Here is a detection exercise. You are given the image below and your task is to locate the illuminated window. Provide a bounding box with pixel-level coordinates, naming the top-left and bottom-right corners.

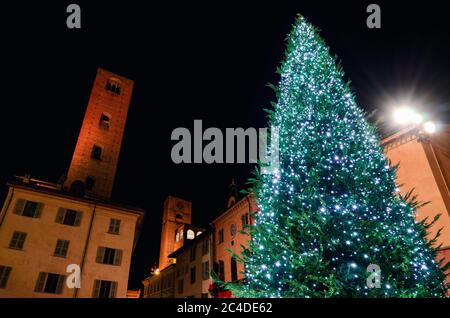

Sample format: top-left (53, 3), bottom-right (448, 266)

top-left (187, 229), bottom-right (195, 240)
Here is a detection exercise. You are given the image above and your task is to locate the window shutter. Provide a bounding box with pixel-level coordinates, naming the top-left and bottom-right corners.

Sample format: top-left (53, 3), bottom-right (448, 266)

top-left (63, 241), bottom-right (70, 256)
top-left (55, 208), bottom-right (66, 224)
top-left (56, 275), bottom-right (65, 294)
top-left (110, 282), bottom-right (118, 298)
top-left (74, 211), bottom-right (83, 226)
top-left (35, 272), bottom-right (46, 292)
top-left (34, 203), bottom-right (44, 218)
top-left (92, 280), bottom-right (101, 298)
top-left (114, 249), bottom-right (123, 266)
top-left (96, 247), bottom-right (105, 263)
top-left (13, 199), bottom-right (26, 215)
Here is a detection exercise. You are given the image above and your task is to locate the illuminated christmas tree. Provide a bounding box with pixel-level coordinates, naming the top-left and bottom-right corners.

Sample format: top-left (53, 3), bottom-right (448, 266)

top-left (227, 15), bottom-right (449, 297)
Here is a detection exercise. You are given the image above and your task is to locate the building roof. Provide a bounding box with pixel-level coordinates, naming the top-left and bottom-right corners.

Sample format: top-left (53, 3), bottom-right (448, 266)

top-left (168, 228), bottom-right (212, 258)
top-left (7, 175), bottom-right (145, 215)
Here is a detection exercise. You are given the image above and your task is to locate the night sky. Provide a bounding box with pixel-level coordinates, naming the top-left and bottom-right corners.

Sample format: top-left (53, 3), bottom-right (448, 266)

top-left (1, 1), bottom-right (449, 290)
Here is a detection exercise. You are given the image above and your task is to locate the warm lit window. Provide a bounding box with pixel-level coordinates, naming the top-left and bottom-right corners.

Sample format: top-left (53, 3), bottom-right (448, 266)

top-left (187, 229), bottom-right (195, 240)
top-left (175, 231), bottom-right (180, 242)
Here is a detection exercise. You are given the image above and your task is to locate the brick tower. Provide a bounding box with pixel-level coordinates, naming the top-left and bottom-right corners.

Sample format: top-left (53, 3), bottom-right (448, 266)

top-left (159, 196), bottom-right (192, 270)
top-left (65, 68), bottom-right (134, 200)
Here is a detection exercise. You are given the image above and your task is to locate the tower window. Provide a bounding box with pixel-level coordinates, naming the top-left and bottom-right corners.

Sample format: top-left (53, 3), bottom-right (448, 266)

top-left (187, 229), bottom-right (195, 240)
top-left (105, 78), bottom-right (121, 95)
top-left (85, 176), bottom-right (95, 191)
top-left (100, 113), bottom-right (111, 129)
top-left (91, 145), bottom-right (103, 160)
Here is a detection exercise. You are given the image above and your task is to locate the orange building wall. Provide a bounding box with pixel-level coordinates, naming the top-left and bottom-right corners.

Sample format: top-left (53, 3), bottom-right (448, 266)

top-left (0, 186), bottom-right (142, 298)
top-left (384, 133), bottom-right (450, 249)
top-left (212, 195), bottom-right (257, 283)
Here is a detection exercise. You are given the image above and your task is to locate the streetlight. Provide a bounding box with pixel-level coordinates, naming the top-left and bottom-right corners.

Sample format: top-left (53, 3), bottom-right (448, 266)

top-left (423, 121), bottom-right (436, 134)
top-left (392, 106), bottom-right (437, 135)
top-left (393, 107), bottom-right (423, 125)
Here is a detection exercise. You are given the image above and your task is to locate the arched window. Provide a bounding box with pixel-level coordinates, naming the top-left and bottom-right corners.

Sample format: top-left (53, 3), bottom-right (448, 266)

top-left (100, 113), bottom-right (111, 129)
top-left (187, 229), bottom-right (195, 240)
top-left (85, 176), bottom-right (95, 191)
top-left (196, 231), bottom-right (202, 237)
top-left (175, 213), bottom-right (183, 221)
top-left (91, 145), bottom-right (102, 160)
top-left (105, 78), bottom-right (121, 95)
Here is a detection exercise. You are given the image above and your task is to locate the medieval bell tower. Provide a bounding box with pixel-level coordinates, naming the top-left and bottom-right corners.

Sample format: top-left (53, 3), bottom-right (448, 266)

top-left (64, 68), bottom-right (134, 200)
top-left (158, 196), bottom-right (192, 270)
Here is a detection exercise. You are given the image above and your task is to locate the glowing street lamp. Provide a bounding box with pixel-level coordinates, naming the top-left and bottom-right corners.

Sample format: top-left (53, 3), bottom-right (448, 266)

top-left (423, 121), bottom-right (436, 134)
top-left (393, 107), bottom-right (423, 125)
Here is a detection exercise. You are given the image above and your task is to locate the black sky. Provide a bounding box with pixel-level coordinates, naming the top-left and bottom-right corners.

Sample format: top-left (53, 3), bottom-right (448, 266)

top-left (1, 1), bottom-right (450, 289)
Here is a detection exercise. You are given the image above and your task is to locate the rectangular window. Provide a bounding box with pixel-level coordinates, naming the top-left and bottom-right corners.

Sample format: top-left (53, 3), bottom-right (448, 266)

top-left (0, 266), bottom-right (12, 288)
top-left (218, 229), bottom-right (224, 244)
top-left (9, 231), bottom-right (27, 250)
top-left (190, 246), bottom-right (196, 262)
top-left (13, 199), bottom-right (42, 218)
top-left (91, 145), bottom-right (103, 160)
top-left (218, 260), bottom-right (225, 281)
top-left (202, 238), bottom-right (209, 255)
top-left (35, 272), bottom-right (65, 294)
top-left (96, 247), bottom-right (122, 266)
top-left (190, 267), bottom-right (196, 284)
top-left (92, 280), bottom-right (117, 298)
top-left (241, 213), bottom-right (250, 229)
top-left (177, 279), bottom-right (184, 294)
top-left (55, 208), bottom-right (82, 227)
top-left (54, 240), bottom-right (70, 257)
top-left (108, 219), bottom-right (121, 235)
top-left (202, 261), bottom-right (210, 280)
